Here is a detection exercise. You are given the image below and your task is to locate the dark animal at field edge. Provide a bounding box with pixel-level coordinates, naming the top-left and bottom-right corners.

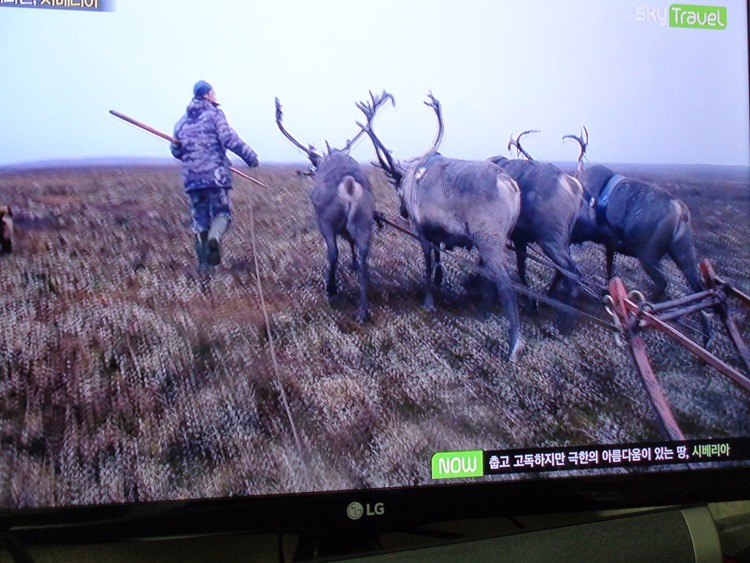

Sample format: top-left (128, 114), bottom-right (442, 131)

top-left (275, 96), bottom-right (383, 322)
top-left (488, 130), bottom-right (584, 303)
top-left (564, 129), bottom-right (711, 340)
top-left (0, 205), bottom-right (13, 254)
top-left (357, 91), bottom-right (525, 361)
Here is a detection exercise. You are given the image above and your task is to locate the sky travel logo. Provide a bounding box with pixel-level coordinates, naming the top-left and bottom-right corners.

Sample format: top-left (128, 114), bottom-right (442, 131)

top-left (636, 4), bottom-right (727, 29)
top-left (670, 4), bottom-right (727, 28)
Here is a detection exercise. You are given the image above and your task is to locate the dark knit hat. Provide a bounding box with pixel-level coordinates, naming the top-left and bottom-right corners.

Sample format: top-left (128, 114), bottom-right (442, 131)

top-left (193, 80), bottom-right (213, 98)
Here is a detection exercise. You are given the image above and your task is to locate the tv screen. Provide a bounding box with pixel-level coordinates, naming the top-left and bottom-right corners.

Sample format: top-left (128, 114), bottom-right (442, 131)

top-left (0, 0), bottom-right (748, 544)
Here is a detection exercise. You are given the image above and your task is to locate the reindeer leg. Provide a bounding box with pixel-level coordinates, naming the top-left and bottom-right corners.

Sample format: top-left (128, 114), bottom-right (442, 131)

top-left (639, 255), bottom-right (667, 301)
top-left (514, 240), bottom-right (537, 312)
top-left (606, 245), bottom-right (617, 280)
top-left (321, 228), bottom-right (339, 297)
top-left (542, 245), bottom-right (581, 303)
top-left (515, 239), bottom-right (529, 287)
top-left (540, 243), bottom-right (582, 334)
top-left (357, 244), bottom-right (370, 323)
top-left (548, 271), bottom-right (563, 297)
top-left (474, 256), bottom-right (496, 313)
top-left (421, 240), bottom-right (435, 311)
top-left (478, 244), bottom-right (525, 362)
top-left (433, 247), bottom-right (443, 289)
top-left (348, 236), bottom-right (358, 272)
top-left (669, 241), bottom-right (712, 346)
top-left (540, 243), bottom-right (580, 302)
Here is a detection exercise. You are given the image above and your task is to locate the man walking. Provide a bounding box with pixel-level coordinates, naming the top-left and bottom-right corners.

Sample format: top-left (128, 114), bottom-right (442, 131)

top-left (171, 80), bottom-right (259, 269)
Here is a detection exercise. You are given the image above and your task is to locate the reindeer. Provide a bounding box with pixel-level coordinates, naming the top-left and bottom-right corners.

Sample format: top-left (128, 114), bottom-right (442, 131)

top-left (357, 92), bottom-right (525, 361)
top-left (564, 129), bottom-right (711, 341)
top-left (489, 131), bottom-right (584, 303)
top-left (564, 130), bottom-right (707, 301)
top-left (275, 96), bottom-right (387, 322)
top-left (0, 206), bottom-right (13, 254)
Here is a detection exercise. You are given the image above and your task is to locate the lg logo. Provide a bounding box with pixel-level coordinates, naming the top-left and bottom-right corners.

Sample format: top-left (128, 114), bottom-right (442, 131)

top-left (346, 502), bottom-right (384, 520)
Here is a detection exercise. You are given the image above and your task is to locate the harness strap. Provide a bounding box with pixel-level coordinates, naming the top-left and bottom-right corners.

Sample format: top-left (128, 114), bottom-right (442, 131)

top-left (595, 173), bottom-right (626, 223)
top-left (414, 152), bottom-right (442, 182)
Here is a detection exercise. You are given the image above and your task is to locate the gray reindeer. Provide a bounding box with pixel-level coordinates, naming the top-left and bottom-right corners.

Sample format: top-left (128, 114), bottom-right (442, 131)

top-left (358, 92), bottom-right (525, 361)
top-left (275, 95), bottom-right (390, 322)
top-left (489, 130), bottom-right (584, 302)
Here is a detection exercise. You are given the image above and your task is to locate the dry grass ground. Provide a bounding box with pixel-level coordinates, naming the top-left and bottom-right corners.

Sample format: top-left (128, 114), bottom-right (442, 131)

top-left (0, 163), bottom-right (748, 508)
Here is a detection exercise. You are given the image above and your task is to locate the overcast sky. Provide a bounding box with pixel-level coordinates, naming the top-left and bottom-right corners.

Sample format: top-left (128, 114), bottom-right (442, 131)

top-left (1, 0), bottom-right (748, 167)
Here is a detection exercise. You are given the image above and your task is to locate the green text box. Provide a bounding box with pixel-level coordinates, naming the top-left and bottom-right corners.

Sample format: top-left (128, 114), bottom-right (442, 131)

top-left (432, 450), bottom-right (483, 479)
top-left (670, 4), bottom-right (727, 29)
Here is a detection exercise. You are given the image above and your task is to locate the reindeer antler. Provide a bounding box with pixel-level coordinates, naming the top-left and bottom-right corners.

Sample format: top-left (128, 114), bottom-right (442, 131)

top-left (507, 129), bottom-right (539, 161)
top-left (424, 91), bottom-right (444, 155)
top-left (563, 126), bottom-right (589, 173)
top-left (274, 97), bottom-right (322, 167)
top-left (355, 90), bottom-right (396, 123)
top-left (341, 129), bottom-right (366, 153)
top-left (342, 94), bottom-right (383, 153)
top-left (356, 90), bottom-right (401, 186)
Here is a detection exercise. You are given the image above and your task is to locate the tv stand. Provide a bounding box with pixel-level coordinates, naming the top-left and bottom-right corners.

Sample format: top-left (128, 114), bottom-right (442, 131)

top-left (292, 506), bottom-right (720, 561)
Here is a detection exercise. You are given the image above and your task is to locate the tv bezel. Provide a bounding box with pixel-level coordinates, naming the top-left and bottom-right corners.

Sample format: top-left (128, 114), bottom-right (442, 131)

top-left (2, 465), bottom-right (749, 545)
top-left (1, 0), bottom-right (749, 551)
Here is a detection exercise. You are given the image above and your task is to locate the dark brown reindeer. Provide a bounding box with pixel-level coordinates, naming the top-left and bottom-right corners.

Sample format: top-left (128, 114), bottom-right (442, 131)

top-left (357, 92), bottom-right (525, 361)
top-left (564, 130), bottom-right (711, 341)
top-left (275, 95), bottom-right (390, 322)
top-left (564, 130), bottom-right (706, 301)
top-left (0, 205), bottom-right (13, 254)
top-left (489, 131), bottom-right (584, 302)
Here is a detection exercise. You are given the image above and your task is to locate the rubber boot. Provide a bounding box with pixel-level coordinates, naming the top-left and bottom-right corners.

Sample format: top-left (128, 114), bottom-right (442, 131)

top-left (207, 215), bottom-right (230, 266)
top-left (194, 231), bottom-right (209, 271)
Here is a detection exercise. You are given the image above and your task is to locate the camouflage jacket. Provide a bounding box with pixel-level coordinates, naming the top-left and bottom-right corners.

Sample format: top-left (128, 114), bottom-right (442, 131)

top-left (171, 98), bottom-right (258, 191)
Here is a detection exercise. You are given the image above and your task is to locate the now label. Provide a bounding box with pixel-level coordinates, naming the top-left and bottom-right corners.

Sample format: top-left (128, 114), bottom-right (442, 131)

top-left (670, 4), bottom-right (727, 29)
top-left (431, 450), bottom-right (484, 479)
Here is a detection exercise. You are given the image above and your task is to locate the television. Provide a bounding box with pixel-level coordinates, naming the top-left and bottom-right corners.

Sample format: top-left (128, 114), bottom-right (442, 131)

top-left (0, 0), bottom-right (748, 557)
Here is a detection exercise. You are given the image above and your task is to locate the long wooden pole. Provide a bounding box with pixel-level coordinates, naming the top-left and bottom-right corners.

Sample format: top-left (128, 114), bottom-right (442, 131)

top-left (700, 260), bottom-right (750, 375)
top-left (608, 278), bottom-right (687, 442)
top-left (637, 306), bottom-right (750, 392)
top-left (109, 110), bottom-right (270, 189)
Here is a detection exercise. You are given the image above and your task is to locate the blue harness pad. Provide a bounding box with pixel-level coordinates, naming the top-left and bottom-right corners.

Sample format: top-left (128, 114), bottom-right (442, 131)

top-left (595, 173), bottom-right (625, 223)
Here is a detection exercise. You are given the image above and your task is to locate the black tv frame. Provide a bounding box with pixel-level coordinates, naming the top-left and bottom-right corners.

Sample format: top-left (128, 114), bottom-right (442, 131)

top-left (1, 1), bottom-right (748, 556)
top-left (2, 466), bottom-right (749, 547)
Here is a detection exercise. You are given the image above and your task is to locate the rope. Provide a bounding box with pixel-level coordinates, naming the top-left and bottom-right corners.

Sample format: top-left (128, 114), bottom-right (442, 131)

top-left (643, 295), bottom-right (714, 342)
top-left (247, 204), bottom-right (305, 458)
top-left (473, 257), bottom-right (616, 330)
top-left (666, 315), bottom-right (709, 341)
top-left (377, 214), bottom-right (616, 331)
top-left (378, 213), bottom-right (605, 301)
top-left (520, 242), bottom-right (714, 343)
top-left (518, 242), bottom-right (607, 300)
